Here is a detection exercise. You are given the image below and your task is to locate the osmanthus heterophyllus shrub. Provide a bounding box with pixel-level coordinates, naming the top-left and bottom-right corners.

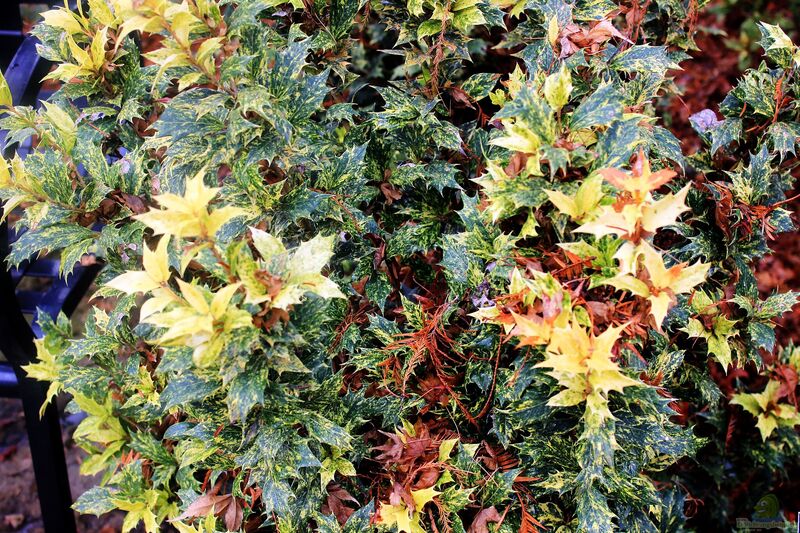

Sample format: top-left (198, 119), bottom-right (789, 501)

top-left (1, 0), bottom-right (799, 531)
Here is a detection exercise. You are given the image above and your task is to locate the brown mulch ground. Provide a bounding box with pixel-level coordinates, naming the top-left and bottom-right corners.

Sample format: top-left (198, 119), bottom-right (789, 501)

top-left (0, 397), bottom-right (124, 533)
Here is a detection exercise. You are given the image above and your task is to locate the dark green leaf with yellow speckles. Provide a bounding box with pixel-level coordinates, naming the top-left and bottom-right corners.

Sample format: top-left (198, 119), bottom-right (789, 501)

top-left (594, 117), bottom-right (643, 168)
top-left (768, 122), bottom-right (800, 161)
top-left (461, 72), bottom-right (499, 101)
top-left (611, 45), bottom-right (679, 75)
top-left (227, 363), bottom-right (268, 422)
top-left (73, 487), bottom-right (118, 516)
top-left (710, 117), bottom-right (742, 155)
top-left (570, 82), bottom-right (623, 130)
top-left (160, 375), bottom-right (219, 412)
top-left (7, 224), bottom-right (96, 270)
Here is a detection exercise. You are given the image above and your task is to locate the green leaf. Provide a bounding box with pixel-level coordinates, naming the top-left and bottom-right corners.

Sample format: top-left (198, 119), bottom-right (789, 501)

top-left (452, 5), bottom-right (486, 33)
top-left (576, 486), bottom-right (616, 533)
top-left (758, 22), bottom-right (797, 68)
top-left (683, 316), bottom-right (738, 369)
top-left (611, 45), bottom-right (679, 75)
top-left (570, 82), bottom-right (623, 130)
top-left (227, 366), bottom-right (267, 422)
top-left (729, 145), bottom-right (771, 205)
top-left (7, 224), bottom-right (96, 269)
top-left (330, 0), bottom-right (365, 39)
top-left (758, 291), bottom-right (800, 318)
top-left (73, 487), bottom-right (118, 516)
top-left (390, 161), bottom-right (460, 192)
top-left (711, 118), bottom-right (742, 155)
top-left (160, 375), bottom-right (219, 412)
top-left (408, 0), bottom-right (425, 16)
top-left (461, 72), bottom-right (499, 101)
top-left (440, 236), bottom-right (470, 286)
top-left (595, 116), bottom-right (643, 168)
top-left (768, 122), bottom-right (800, 161)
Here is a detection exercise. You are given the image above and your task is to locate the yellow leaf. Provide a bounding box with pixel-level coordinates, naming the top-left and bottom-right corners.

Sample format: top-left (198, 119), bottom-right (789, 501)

top-left (205, 205), bottom-right (248, 236)
top-left (0, 69), bottom-right (12, 108)
top-left (490, 118), bottom-right (542, 154)
top-left (195, 37), bottom-right (224, 66)
top-left (42, 62), bottom-right (82, 83)
top-left (438, 438), bottom-right (458, 462)
top-left (640, 240), bottom-right (709, 295)
top-left (40, 7), bottom-right (84, 34)
top-left (66, 34), bottom-right (92, 71)
top-left (143, 280), bottom-right (251, 368)
top-left (0, 156), bottom-right (11, 187)
top-left (290, 234), bottom-right (336, 277)
top-left (177, 279), bottom-right (211, 314)
top-left (604, 241), bottom-right (708, 329)
top-left (108, 236), bottom-right (171, 294)
top-left (177, 71), bottom-right (205, 91)
top-left (520, 210), bottom-right (539, 237)
top-left (547, 15), bottom-right (560, 47)
top-left (574, 203), bottom-right (639, 239)
top-left (598, 159), bottom-right (676, 202)
top-left (545, 173), bottom-right (603, 222)
top-left (172, 10), bottom-right (203, 44)
top-left (732, 381), bottom-right (800, 440)
top-left (179, 242), bottom-right (209, 275)
top-left (537, 321), bottom-right (637, 423)
top-left (647, 291), bottom-right (673, 328)
top-left (269, 233), bottom-right (345, 309)
top-left (210, 282), bottom-right (241, 317)
top-left (411, 487), bottom-right (440, 511)
top-left (378, 503), bottom-right (415, 533)
top-left (377, 487), bottom-right (438, 533)
top-left (107, 270), bottom-right (162, 294)
top-left (578, 153), bottom-right (690, 239)
top-left (601, 274), bottom-right (649, 297)
top-left (118, 14), bottom-right (162, 42)
top-left (42, 102), bottom-right (77, 152)
top-left (543, 63), bottom-right (572, 111)
top-left (755, 416), bottom-right (779, 441)
top-left (136, 171), bottom-right (247, 239)
top-left (90, 26), bottom-right (109, 70)
top-left (640, 184), bottom-right (691, 233)
top-left (511, 311), bottom-right (555, 347)
top-left (548, 386), bottom-right (586, 407)
top-left (89, 0), bottom-right (116, 25)
top-left (142, 236), bottom-right (171, 284)
top-left (271, 285), bottom-right (307, 310)
top-left (250, 227), bottom-right (287, 261)
top-left (23, 339), bottom-right (64, 415)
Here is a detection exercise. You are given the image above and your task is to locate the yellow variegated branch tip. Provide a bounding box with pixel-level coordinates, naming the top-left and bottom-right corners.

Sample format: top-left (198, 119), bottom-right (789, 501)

top-left (575, 151), bottom-right (691, 241)
top-left (536, 320), bottom-right (639, 425)
top-left (471, 267), bottom-right (640, 423)
top-left (135, 171), bottom-right (249, 240)
top-left (105, 217), bottom-right (345, 367)
top-left (731, 381), bottom-right (800, 441)
top-left (377, 486), bottom-right (441, 533)
top-left (603, 240), bottom-right (710, 330)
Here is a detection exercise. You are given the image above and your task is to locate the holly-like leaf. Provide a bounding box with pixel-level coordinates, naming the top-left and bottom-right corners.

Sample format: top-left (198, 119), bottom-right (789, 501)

top-left (684, 315), bottom-right (738, 370)
top-left (545, 172), bottom-right (604, 222)
top-left (731, 381), bottom-right (800, 440)
top-left (570, 82), bottom-right (623, 130)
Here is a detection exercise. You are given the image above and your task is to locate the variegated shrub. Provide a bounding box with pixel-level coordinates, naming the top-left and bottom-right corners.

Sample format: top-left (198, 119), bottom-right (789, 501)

top-left (1, 0), bottom-right (800, 531)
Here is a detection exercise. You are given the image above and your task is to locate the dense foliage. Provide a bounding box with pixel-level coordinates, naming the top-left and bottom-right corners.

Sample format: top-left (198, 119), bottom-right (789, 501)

top-left (1, 0), bottom-right (800, 531)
